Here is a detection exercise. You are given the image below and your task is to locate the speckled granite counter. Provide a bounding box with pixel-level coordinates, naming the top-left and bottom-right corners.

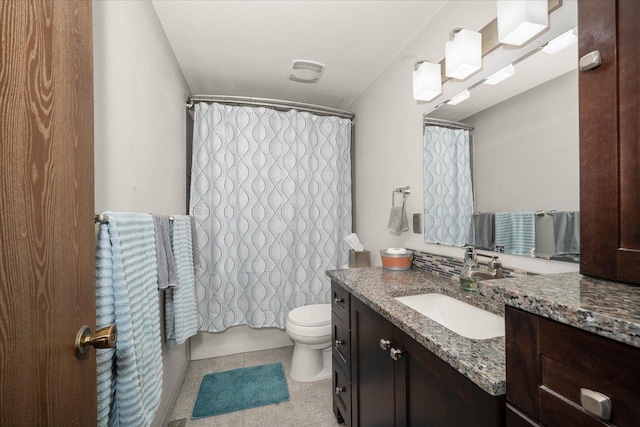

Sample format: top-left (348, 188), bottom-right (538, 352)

top-left (326, 267), bottom-right (507, 396)
top-left (327, 267), bottom-right (640, 399)
top-left (478, 272), bottom-right (640, 349)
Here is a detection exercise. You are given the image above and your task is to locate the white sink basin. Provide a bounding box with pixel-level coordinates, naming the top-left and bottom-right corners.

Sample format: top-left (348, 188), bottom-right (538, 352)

top-left (394, 293), bottom-right (504, 340)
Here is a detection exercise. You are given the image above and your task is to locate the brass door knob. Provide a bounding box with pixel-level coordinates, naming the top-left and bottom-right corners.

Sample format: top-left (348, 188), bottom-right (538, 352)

top-left (75, 325), bottom-right (117, 358)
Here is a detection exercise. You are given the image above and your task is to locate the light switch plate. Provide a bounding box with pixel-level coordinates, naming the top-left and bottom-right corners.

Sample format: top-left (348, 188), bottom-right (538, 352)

top-left (413, 213), bottom-right (421, 233)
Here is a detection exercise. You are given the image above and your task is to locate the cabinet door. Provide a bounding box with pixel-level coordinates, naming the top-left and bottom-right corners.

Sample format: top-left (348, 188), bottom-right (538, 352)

top-left (351, 297), bottom-right (395, 427)
top-left (394, 328), bottom-right (505, 427)
top-left (579, 0), bottom-right (640, 283)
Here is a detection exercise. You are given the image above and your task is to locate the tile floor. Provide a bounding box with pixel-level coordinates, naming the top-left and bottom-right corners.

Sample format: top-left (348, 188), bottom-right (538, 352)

top-left (168, 346), bottom-right (343, 426)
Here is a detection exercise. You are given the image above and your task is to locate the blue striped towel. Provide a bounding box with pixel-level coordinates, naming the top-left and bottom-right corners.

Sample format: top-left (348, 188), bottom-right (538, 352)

top-left (494, 212), bottom-right (536, 256)
top-left (95, 212), bottom-right (163, 427)
top-left (165, 215), bottom-right (198, 347)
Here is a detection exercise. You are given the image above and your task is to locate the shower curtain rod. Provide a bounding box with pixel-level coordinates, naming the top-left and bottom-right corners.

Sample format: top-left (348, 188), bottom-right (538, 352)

top-left (423, 117), bottom-right (474, 132)
top-left (187, 95), bottom-right (355, 120)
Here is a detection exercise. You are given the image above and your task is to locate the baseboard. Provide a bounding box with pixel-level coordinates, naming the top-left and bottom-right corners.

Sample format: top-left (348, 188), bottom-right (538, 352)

top-left (155, 356), bottom-right (190, 426)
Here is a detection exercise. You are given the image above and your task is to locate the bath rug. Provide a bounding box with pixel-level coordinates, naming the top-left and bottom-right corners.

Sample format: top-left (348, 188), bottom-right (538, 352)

top-left (192, 362), bottom-right (290, 419)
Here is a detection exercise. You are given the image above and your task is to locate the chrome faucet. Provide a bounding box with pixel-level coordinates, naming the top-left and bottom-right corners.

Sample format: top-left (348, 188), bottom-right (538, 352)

top-left (469, 252), bottom-right (504, 280)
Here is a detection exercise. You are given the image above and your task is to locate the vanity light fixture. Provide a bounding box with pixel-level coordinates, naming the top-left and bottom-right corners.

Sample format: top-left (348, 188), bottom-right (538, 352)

top-left (483, 64), bottom-right (515, 85)
top-left (497, 0), bottom-right (549, 46)
top-left (445, 28), bottom-right (482, 80)
top-left (446, 89), bottom-right (471, 106)
top-left (541, 28), bottom-right (578, 55)
top-left (413, 61), bottom-right (442, 101)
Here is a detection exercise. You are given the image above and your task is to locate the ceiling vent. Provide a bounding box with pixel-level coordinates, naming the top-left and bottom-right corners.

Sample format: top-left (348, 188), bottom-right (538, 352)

top-left (289, 60), bottom-right (325, 83)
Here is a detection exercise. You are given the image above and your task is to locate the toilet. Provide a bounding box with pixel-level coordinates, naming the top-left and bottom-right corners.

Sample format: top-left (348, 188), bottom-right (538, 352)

top-left (286, 303), bottom-right (332, 382)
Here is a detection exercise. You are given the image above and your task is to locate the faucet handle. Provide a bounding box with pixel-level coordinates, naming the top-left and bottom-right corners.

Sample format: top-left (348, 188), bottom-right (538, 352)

top-left (488, 256), bottom-right (502, 269)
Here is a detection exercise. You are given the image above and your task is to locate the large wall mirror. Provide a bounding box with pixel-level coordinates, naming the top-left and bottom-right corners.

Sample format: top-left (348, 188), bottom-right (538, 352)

top-left (424, 26), bottom-right (579, 262)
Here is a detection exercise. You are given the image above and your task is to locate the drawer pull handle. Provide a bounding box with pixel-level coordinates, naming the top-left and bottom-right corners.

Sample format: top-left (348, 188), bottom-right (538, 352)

top-left (335, 386), bottom-right (346, 395)
top-left (580, 388), bottom-right (612, 420)
top-left (334, 297), bottom-right (344, 304)
top-left (335, 339), bottom-right (345, 347)
top-left (379, 338), bottom-right (391, 351)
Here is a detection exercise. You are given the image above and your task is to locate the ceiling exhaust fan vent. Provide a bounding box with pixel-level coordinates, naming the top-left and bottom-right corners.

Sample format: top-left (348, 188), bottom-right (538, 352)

top-left (289, 60), bottom-right (325, 83)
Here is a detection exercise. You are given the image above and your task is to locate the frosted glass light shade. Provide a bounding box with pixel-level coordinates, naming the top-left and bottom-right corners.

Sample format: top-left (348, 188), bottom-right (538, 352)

top-left (447, 90), bottom-right (470, 105)
top-left (541, 28), bottom-right (578, 55)
top-left (445, 29), bottom-right (482, 80)
top-left (413, 61), bottom-right (442, 101)
top-left (484, 64), bottom-right (515, 85)
top-left (497, 0), bottom-right (548, 46)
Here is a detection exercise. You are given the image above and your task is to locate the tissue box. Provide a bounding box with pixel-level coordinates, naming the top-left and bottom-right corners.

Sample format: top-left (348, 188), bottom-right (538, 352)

top-left (349, 250), bottom-right (371, 268)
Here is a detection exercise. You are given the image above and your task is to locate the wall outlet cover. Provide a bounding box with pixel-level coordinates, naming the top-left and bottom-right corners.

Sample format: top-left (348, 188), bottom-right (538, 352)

top-left (413, 213), bottom-right (422, 233)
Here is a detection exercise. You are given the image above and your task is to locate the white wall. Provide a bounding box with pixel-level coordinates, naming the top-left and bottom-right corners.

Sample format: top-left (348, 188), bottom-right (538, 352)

top-left (469, 70), bottom-right (579, 213)
top-left (349, 0), bottom-right (579, 275)
top-left (93, 1), bottom-right (191, 425)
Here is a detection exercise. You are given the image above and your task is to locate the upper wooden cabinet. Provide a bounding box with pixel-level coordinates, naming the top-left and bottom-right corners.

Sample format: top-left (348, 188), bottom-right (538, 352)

top-left (579, 0), bottom-right (640, 284)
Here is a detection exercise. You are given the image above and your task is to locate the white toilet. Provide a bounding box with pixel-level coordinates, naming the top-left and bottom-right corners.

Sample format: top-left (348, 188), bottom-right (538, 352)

top-left (286, 303), bottom-right (332, 382)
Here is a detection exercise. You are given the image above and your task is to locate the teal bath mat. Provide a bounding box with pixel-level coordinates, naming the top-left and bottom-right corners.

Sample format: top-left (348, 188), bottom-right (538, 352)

top-left (192, 362), bottom-right (290, 419)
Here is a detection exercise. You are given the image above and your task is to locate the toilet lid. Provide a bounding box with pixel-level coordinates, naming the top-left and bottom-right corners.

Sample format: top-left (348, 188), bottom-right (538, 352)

top-left (288, 304), bottom-right (331, 327)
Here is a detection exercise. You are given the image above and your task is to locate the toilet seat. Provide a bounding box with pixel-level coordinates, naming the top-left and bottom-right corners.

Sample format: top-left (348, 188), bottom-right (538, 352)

top-left (287, 304), bottom-right (331, 327)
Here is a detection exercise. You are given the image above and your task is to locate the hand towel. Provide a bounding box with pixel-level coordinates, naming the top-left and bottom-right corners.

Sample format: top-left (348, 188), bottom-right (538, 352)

top-left (387, 192), bottom-right (409, 235)
top-left (551, 211), bottom-right (580, 255)
top-left (473, 213), bottom-right (495, 251)
top-left (95, 211), bottom-right (162, 427)
top-left (153, 214), bottom-right (178, 290)
top-left (495, 212), bottom-right (536, 256)
top-left (165, 215), bottom-right (199, 346)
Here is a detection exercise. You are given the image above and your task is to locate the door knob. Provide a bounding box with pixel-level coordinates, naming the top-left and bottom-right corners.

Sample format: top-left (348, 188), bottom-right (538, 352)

top-left (379, 338), bottom-right (391, 351)
top-left (75, 325), bottom-right (117, 358)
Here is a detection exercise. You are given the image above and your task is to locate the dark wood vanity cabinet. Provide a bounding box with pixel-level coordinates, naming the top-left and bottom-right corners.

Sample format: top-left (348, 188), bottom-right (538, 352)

top-left (506, 306), bottom-right (640, 427)
top-left (579, 0), bottom-right (640, 284)
top-left (331, 280), bottom-right (505, 427)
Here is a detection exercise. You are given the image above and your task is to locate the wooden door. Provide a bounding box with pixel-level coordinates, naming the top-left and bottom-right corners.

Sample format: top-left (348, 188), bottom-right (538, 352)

top-left (0, 0), bottom-right (96, 425)
top-left (351, 297), bottom-right (395, 427)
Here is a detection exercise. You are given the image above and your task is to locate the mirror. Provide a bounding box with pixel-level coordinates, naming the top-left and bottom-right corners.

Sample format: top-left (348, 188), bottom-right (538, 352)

top-left (424, 28), bottom-right (579, 262)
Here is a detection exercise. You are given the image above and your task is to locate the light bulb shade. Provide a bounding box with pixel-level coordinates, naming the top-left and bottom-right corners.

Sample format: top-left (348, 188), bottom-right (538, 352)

top-left (445, 29), bottom-right (482, 80)
top-left (541, 28), bottom-right (578, 55)
top-left (497, 0), bottom-right (548, 46)
top-left (413, 61), bottom-right (442, 101)
top-left (447, 89), bottom-right (471, 105)
top-left (484, 64), bottom-right (515, 85)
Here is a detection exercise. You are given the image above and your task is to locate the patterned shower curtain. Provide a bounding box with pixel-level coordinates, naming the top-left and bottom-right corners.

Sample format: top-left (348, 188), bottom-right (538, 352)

top-left (423, 125), bottom-right (474, 247)
top-left (190, 102), bottom-right (352, 332)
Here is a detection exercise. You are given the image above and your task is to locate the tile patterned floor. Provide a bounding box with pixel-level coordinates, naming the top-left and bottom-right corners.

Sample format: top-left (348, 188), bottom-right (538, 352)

top-left (168, 346), bottom-right (343, 426)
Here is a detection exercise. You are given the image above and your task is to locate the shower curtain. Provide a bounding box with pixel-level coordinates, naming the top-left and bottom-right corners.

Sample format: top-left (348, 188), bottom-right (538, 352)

top-left (423, 125), bottom-right (474, 247)
top-left (190, 102), bottom-right (352, 332)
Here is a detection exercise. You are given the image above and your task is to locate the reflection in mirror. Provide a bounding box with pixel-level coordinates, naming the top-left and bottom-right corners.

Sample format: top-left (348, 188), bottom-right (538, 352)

top-left (423, 28), bottom-right (579, 262)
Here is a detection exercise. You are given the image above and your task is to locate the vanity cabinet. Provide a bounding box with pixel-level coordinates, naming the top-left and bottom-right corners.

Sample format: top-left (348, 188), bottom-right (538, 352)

top-left (505, 306), bottom-right (640, 426)
top-left (579, 0), bottom-right (640, 284)
top-left (331, 280), bottom-right (505, 427)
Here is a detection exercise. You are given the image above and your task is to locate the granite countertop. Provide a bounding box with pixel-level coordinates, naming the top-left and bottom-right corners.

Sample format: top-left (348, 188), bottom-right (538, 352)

top-left (478, 272), bottom-right (640, 348)
top-left (326, 267), bottom-right (507, 396)
top-left (327, 267), bottom-right (640, 398)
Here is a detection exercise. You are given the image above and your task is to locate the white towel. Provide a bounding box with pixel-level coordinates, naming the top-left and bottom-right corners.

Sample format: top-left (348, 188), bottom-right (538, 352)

top-left (95, 211), bottom-right (162, 427)
top-left (165, 215), bottom-right (199, 346)
top-left (388, 192), bottom-right (409, 235)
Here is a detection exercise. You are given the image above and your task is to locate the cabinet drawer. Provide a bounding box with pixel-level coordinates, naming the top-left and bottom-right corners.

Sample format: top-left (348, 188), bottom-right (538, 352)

top-left (539, 386), bottom-right (608, 427)
top-left (332, 356), bottom-right (351, 426)
top-left (331, 280), bottom-right (350, 326)
top-left (539, 316), bottom-right (640, 426)
top-left (541, 356), bottom-right (639, 426)
top-left (332, 312), bottom-right (350, 373)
